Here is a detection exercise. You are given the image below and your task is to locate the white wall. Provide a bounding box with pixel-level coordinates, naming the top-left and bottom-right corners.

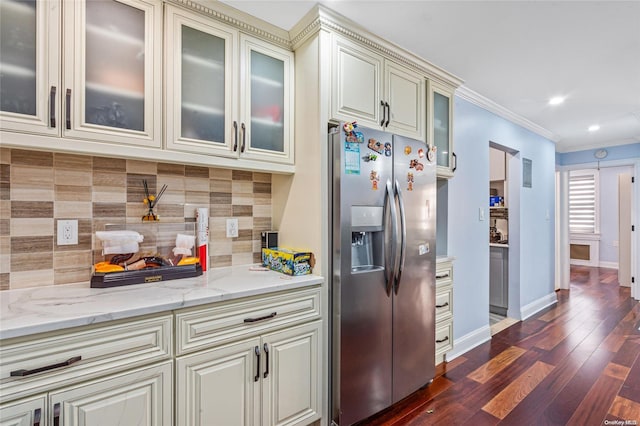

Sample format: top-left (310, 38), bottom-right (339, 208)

top-left (447, 97), bottom-right (556, 356)
top-left (599, 166), bottom-right (634, 267)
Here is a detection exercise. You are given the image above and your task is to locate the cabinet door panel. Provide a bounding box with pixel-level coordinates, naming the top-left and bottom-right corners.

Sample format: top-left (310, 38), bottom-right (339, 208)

top-left (0, 0), bottom-right (60, 136)
top-left (385, 62), bottom-right (425, 141)
top-left (0, 395), bottom-right (46, 426)
top-left (50, 361), bottom-right (171, 426)
top-left (176, 338), bottom-right (260, 426)
top-left (429, 82), bottom-right (454, 177)
top-left (262, 321), bottom-right (321, 426)
top-left (63, 0), bottom-right (162, 147)
top-left (240, 35), bottom-right (294, 164)
top-left (331, 35), bottom-right (383, 129)
top-left (164, 5), bottom-right (237, 156)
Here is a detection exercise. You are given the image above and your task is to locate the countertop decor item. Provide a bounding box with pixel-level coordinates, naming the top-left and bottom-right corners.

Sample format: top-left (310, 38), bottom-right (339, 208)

top-left (142, 179), bottom-right (168, 221)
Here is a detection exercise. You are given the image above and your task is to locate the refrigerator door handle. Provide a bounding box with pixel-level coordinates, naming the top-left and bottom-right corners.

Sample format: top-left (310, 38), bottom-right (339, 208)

top-left (384, 179), bottom-right (397, 296)
top-left (393, 179), bottom-right (407, 294)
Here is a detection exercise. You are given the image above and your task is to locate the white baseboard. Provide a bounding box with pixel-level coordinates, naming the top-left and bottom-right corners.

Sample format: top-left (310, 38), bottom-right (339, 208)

top-left (445, 325), bottom-right (491, 362)
top-left (520, 292), bottom-right (558, 321)
top-left (599, 261), bottom-right (619, 269)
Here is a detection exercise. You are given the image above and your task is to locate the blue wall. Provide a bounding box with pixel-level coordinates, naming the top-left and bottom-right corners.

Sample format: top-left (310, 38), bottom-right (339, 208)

top-left (449, 97), bottom-right (557, 340)
top-left (558, 143), bottom-right (640, 165)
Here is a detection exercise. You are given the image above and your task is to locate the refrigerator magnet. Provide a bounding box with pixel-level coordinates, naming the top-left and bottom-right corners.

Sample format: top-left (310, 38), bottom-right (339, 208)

top-left (384, 142), bottom-right (392, 156)
top-left (344, 142), bottom-right (361, 175)
top-left (409, 159), bottom-right (424, 171)
top-left (427, 145), bottom-right (436, 162)
top-left (404, 146), bottom-right (412, 155)
top-left (367, 138), bottom-right (385, 154)
top-left (418, 148), bottom-right (425, 158)
top-left (407, 172), bottom-right (414, 191)
top-left (370, 170), bottom-right (380, 190)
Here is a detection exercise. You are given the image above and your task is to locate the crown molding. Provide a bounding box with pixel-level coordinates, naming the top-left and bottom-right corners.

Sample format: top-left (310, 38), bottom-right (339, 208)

top-left (167, 0), bottom-right (291, 49)
top-left (289, 4), bottom-right (464, 89)
top-left (456, 85), bottom-right (559, 143)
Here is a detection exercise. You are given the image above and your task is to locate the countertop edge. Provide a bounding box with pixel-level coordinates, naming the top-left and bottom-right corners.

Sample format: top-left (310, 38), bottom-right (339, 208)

top-left (0, 268), bottom-right (324, 341)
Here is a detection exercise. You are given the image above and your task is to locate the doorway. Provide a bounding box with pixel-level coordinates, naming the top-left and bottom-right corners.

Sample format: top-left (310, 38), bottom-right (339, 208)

top-left (488, 142), bottom-right (520, 335)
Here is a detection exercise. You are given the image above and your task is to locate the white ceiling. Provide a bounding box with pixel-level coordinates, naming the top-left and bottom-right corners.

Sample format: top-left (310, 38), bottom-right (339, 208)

top-left (219, 0), bottom-right (640, 153)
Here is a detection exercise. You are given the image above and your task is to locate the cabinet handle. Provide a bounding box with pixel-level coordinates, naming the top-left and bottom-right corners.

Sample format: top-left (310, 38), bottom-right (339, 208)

top-left (263, 343), bottom-right (269, 379)
top-left (53, 403), bottom-right (60, 426)
top-left (233, 121), bottom-right (238, 152)
top-left (243, 311), bottom-right (277, 323)
top-left (435, 302), bottom-right (449, 309)
top-left (254, 346), bottom-right (261, 382)
top-left (10, 355), bottom-right (81, 377)
top-left (380, 100), bottom-right (386, 127)
top-left (49, 86), bottom-right (56, 128)
top-left (240, 122), bottom-right (246, 153)
top-left (33, 408), bottom-right (41, 426)
top-left (436, 272), bottom-right (450, 279)
top-left (65, 89), bottom-right (71, 130)
top-left (452, 152), bottom-right (457, 172)
top-left (385, 102), bottom-right (391, 127)
top-left (436, 336), bottom-right (450, 344)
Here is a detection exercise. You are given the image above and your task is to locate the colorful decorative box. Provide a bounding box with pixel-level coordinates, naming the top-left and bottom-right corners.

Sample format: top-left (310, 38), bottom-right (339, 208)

top-left (261, 247), bottom-right (315, 276)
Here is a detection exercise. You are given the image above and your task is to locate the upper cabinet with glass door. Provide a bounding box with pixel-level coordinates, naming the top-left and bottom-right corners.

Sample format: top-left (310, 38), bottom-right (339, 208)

top-left (164, 5), bottom-right (294, 165)
top-left (0, 0), bottom-right (60, 136)
top-left (63, 0), bottom-right (162, 147)
top-left (428, 81), bottom-right (455, 178)
top-left (238, 35), bottom-right (293, 164)
top-left (164, 4), bottom-right (237, 157)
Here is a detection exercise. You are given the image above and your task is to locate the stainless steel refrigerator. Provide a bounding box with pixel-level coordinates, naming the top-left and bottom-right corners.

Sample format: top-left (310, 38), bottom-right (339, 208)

top-left (329, 123), bottom-right (436, 426)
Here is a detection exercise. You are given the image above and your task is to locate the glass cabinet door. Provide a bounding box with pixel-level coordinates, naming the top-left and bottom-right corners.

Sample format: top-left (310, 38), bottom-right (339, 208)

top-left (164, 5), bottom-right (237, 156)
top-left (0, 0), bottom-right (60, 136)
top-left (63, 0), bottom-right (162, 147)
top-left (429, 82), bottom-right (454, 177)
top-left (240, 35), bottom-right (293, 164)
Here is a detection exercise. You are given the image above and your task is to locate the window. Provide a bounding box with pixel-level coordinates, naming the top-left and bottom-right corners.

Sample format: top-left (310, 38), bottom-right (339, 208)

top-left (569, 169), bottom-right (599, 234)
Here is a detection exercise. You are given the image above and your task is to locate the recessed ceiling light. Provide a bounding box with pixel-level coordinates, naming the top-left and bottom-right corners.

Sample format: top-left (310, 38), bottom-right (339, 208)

top-left (549, 96), bottom-right (565, 105)
top-left (588, 125), bottom-right (600, 132)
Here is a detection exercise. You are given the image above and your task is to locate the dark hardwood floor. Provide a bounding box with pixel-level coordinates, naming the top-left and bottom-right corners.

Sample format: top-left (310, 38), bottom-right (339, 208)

top-left (359, 266), bottom-right (640, 425)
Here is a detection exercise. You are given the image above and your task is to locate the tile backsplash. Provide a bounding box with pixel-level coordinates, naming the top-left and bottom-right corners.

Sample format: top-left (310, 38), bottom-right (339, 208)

top-left (0, 148), bottom-right (272, 290)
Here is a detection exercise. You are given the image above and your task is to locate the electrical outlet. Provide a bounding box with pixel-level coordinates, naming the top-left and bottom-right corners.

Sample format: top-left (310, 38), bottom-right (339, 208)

top-left (226, 218), bottom-right (239, 238)
top-left (57, 219), bottom-right (78, 245)
top-left (479, 207), bottom-right (485, 221)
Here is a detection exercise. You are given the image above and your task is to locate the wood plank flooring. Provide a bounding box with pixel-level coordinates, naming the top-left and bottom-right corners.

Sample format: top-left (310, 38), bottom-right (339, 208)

top-left (357, 266), bottom-right (640, 425)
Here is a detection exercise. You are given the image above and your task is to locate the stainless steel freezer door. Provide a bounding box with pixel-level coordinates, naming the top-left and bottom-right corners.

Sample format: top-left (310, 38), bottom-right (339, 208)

top-left (391, 134), bottom-right (436, 403)
top-left (331, 127), bottom-right (395, 426)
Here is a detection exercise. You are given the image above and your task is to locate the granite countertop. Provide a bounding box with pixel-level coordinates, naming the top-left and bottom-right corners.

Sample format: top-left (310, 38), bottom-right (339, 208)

top-left (0, 265), bottom-right (324, 340)
top-left (436, 255), bottom-right (455, 263)
top-left (489, 243), bottom-right (509, 248)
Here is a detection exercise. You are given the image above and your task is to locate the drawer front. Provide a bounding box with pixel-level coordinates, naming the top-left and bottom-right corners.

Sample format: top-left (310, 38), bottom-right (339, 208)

top-left (435, 262), bottom-right (453, 288)
top-left (176, 286), bottom-right (321, 355)
top-left (435, 321), bottom-right (453, 357)
top-left (0, 314), bottom-right (172, 403)
top-left (435, 285), bottom-right (453, 323)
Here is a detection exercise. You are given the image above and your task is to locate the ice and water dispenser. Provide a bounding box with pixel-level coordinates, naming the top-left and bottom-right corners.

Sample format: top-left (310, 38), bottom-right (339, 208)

top-left (350, 206), bottom-right (385, 273)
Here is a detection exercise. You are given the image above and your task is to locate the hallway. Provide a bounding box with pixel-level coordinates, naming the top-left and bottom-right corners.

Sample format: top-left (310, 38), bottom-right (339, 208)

top-left (360, 266), bottom-right (640, 425)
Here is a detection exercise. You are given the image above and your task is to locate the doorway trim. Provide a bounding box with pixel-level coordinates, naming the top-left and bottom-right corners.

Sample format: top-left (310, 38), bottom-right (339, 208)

top-left (557, 158), bottom-right (639, 300)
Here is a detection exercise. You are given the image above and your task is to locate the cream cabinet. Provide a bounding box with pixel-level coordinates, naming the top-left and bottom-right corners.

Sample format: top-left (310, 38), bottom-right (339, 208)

top-left (0, 0), bottom-right (60, 137)
top-left (62, 0), bottom-right (163, 147)
top-left (165, 5), bottom-right (294, 165)
top-left (0, 394), bottom-right (46, 426)
top-left (428, 81), bottom-right (455, 178)
top-left (331, 34), bottom-right (425, 141)
top-left (435, 260), bottom-right (454, 364)
top-left (175, 286), bottom-right (322, 426)
top-left (0, 314), bottom-right (173, 425)
top-left (0, 0), bottom-right (163, 147)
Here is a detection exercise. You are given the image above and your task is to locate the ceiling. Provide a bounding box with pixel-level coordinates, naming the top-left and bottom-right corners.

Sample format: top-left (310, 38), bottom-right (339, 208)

top-left (219, 0), bottom-right (640, 153)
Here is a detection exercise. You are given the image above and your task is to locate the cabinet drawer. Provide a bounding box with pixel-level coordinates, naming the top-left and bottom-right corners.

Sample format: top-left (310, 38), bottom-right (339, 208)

top-left (176, 286), bottom-right (321, 355)
top-left (435, 321), bottom-right (453, 357)
top-left (435, 263), bottom-right (453, 288)
top-left (0, 314), bottom-right (172, 403)
top-left (435, 285), bottom-right (453, 323)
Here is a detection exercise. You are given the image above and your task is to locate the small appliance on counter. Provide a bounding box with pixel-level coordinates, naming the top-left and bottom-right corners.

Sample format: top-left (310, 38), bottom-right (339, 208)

top-left (91, 222), bottom-right (203, 288)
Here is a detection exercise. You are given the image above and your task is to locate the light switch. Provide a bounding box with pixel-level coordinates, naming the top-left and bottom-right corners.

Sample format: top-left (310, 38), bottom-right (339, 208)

top-left (479, 207), bottom-right (485, 221)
